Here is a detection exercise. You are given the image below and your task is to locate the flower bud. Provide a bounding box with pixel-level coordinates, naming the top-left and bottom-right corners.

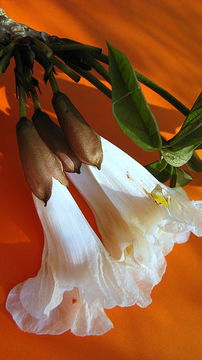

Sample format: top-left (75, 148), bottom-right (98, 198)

top-left (16, 117), bottom-right (68, 204)
top-left (52, 91), bottom-right (103, 168)
top-left (32, 109), bottom-right (81, 173)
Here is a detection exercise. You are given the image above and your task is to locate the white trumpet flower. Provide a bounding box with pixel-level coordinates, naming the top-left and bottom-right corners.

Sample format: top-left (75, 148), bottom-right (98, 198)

top-left (6, 178), bottom-right (156, 336)
top-left (69, 137), bottom-right (202, 289)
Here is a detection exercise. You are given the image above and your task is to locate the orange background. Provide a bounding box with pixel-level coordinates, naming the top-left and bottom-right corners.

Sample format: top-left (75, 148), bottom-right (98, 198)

top-left (0, 1), bottom-right (202, 359)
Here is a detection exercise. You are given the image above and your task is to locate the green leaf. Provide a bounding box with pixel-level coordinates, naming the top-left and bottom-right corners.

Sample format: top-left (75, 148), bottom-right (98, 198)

top-left (175, 168), bottom-right (192, 187)
top-left (161, 145), bottom-right (195, 167)
top-left (145, 159), bottom-right (171, 182)
top-left (187, 152), bottom-right (202, 172)
top-left (170, 167), bottom-right (192, 187)
top-left (168, 93), bottom-right (202, 149)
top-left (107, 43), bottom-right (162, 151)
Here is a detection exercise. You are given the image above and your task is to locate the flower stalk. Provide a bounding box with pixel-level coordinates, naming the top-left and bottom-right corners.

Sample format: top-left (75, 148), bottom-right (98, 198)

top-left (49, 73), bottom-right (59, 94)
top-left (19, 86), bottom-right (27, 118)
top-left (29, 85), bottom-right (41, 110)
top-left (66, 62), bottom-right (112, 98)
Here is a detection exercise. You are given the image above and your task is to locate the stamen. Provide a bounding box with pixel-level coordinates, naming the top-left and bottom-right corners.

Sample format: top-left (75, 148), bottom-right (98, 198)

top-left (151, 185), bottom-right (169, 208)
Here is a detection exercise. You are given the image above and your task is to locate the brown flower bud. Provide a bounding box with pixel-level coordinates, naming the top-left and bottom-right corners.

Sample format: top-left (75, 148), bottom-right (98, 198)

top-left (16, 117), bottom-right (68, 204)
top-left (32, 109), bottom-right (81, 173)
top-left (52, 91), bottom-right (103, 168)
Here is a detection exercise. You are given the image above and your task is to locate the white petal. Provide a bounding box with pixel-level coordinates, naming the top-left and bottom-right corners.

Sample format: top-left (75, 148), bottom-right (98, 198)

top-left (192, 201), bottom-right (202, 210)
top-left (157, 230), bottom-right (190, 255)
top-left (19, 239), bottom-right (56, 318)
top-left (154, 187), bottom-right (202, 236)
top-left (6, 284), bottom-right (113, 336)
top-left (71, 297), bottom-right (113, 336)
top-left (68, 165), bottom-right (167, 260)
top-left (7, 177), bottom-right (155, 335)
top-left (67, 177), bottom-right (165, 303)
top-left (70, 137), bottom-right (202, 241)
top-left (68, 139), bottom-right (168, 275)
top-left (33, 178), bottom-right (101, 287)
top-left (68, 138), bottom-right (201, 297)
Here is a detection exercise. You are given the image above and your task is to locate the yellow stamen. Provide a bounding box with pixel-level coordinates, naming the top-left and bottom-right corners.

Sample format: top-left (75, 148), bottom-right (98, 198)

top-left (125, 244), bottom-right (133, 255)
top-left (151, 185), bottom-right (169, 208)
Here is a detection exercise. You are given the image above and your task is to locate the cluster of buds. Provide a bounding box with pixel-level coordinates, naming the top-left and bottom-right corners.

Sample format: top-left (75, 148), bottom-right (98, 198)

top-left (17, 92), bottom-right (103, 204)
top-left (0, 9), bottom-right (105, 203)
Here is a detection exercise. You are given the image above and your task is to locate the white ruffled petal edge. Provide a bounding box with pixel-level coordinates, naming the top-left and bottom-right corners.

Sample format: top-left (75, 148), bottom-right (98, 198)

top-left (6, 178), bottom-right (163, 336)
top-left (6, 283), bottom-right (113, 336)
top-left (68, 137), bottom-right (202, 304)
